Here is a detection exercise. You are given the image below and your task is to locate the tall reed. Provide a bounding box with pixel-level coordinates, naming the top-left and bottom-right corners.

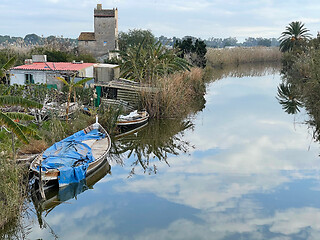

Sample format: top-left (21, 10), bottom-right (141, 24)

top-left (0, 156), bottom-right (27, 230)
top-left (206, 47), bottom-right (282, 67)
top-left (141, 67), bottom-right (206, 119)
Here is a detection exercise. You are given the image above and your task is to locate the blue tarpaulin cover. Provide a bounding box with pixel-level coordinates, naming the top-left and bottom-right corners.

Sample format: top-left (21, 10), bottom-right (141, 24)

top-left (40, 128), bottom-right (105, 186)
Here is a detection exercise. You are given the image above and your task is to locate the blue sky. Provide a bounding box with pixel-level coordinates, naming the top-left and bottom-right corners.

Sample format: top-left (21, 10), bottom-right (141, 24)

top-left (2, 0), bottom-right (320, 41)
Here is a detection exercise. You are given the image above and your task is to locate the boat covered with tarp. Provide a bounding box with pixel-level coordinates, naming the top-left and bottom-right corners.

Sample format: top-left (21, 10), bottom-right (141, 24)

top-left (30, 117), bottom-right (111, 187)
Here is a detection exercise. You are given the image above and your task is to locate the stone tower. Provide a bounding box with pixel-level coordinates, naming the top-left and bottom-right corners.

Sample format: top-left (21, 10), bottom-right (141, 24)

top-left (78, 4), bottom-right (118, 59)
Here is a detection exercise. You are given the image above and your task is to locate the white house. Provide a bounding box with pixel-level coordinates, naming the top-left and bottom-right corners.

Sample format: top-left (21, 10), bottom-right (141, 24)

top-left (10, 55), bottom-right (95, 89)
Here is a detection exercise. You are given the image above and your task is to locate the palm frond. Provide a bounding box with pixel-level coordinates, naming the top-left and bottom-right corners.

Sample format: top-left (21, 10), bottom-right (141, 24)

top-left (74, 77), bottom-right (93, 87)
top-left (2, 56), bottom-right (16, 71)
top-left (56, 77), bottom-right (69, 86)
top-left (16, 123), bottom-right (41, 140)
top-left (0, 96), bottom-right (43, 109)
top-left (5, 112), bottom-right (35, 121)
top-left (0, 111), bottom-right (28, 144)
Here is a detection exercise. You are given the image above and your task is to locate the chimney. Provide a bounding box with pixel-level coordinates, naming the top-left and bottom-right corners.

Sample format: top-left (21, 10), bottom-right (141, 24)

top-left (97, 4), bottom-right (102, 10)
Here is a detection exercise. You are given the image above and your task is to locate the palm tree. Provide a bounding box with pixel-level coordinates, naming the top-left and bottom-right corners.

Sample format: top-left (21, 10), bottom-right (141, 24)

top-left (0, 96), bottom-right (43, 144)
top-left (276, 83), bottom-right (302, 114)
top-left (279, 21), bottom-right (311, 52)
top-left (0, 56), bottom-right (16, 84)
top-left (119, 39), bottom-right (191, 85)
top-left (57, 75), bottom-right (93, 122)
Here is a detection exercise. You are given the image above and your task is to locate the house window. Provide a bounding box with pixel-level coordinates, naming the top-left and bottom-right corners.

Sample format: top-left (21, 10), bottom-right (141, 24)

top-left (25, 74), bottom-right (34, 84)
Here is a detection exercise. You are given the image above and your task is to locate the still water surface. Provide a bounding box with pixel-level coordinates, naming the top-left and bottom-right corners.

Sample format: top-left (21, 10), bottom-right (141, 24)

top-left (25, 64), bottom-right (320, 239)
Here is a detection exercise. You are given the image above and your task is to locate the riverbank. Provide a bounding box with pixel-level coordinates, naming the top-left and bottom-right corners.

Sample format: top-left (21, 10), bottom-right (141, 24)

top-left (206, 47), bottom-right (282, 67)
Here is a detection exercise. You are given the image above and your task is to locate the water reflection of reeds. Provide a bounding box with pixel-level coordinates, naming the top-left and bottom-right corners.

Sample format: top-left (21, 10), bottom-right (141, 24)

top-left (210, 62), bottom-right (281, 82)
top-left (110, 119), bottom-right (194, 177)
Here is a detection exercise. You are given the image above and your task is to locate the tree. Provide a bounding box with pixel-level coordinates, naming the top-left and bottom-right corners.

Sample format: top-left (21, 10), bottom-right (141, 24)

top-left (175, 37), bottom-right (207, 68)
top-left (0, 56), bottom-right (16, 84)
top-left (279, 21), bottom-right (311, 52)
top-left (257, 38), bottom-right (271, 47)
top-left (57, 75), bottom-right (93, 121)
top-left (118, 29), bottom-right (156, 52)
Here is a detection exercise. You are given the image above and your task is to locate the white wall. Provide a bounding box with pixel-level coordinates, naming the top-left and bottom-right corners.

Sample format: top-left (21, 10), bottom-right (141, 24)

top-left (10, 70), bottom-right (25, 85)
top-left (85, 66), bottom-right (94, 78)
top-left (10, 70), bottom-right (47, 85)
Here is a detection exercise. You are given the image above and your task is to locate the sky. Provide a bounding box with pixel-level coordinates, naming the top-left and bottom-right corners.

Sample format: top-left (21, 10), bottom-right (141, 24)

top-left (1, 0), bottom-right (320, 42)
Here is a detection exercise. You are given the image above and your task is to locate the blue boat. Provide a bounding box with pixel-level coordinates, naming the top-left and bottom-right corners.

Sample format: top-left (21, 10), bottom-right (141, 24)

top-left (30, 117), bottom-right (111, 187)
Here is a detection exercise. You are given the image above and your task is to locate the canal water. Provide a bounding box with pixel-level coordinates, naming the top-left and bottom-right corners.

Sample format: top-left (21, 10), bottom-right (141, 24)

top-left (23, 64), bottom-right (320, 239)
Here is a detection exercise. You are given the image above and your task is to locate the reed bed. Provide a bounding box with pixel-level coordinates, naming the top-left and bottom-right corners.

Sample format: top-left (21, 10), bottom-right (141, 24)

top-left (0, 156), bottom-right (26, 230)
top-left (206, 47), bottom-right (282, 67)
top-left (141, 67), bottom-right (206, 119)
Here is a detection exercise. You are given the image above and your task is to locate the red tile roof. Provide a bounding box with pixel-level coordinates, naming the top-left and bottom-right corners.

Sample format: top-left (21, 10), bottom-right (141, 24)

top-left (12, 62), bottom-right (95, 71)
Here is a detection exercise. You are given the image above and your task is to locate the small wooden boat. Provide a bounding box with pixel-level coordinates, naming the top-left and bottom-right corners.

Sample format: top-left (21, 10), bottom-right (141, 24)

top-left (117, 110), bottom-right (149, 128)
top-left (30, 116), bottom-right (111, 188)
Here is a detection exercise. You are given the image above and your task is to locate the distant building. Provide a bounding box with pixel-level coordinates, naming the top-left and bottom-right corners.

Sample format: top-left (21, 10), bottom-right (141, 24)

top-left (78, 4), bottom-right (118, 60)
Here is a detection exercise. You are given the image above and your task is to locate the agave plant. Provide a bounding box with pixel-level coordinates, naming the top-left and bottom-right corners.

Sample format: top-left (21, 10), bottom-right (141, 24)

top-left (279, 21), bottom-right (311, 52)
top-left (276, 83), bottom-right (303, 114)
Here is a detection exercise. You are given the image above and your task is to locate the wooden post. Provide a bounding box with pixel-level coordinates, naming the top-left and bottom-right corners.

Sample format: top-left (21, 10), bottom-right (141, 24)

top-left (38, 159), bottom-right (46, 200)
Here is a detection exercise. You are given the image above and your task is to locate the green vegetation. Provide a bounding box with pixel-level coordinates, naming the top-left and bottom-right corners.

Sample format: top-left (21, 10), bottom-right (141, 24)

top-left (279, 22), bottom-right (320, 141)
